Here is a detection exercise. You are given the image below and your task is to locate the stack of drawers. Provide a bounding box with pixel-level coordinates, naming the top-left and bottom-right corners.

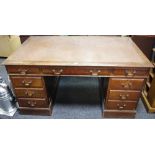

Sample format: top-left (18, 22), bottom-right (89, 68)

top-left (10, 76), bottom-right (51, 115)
top-left (104, 78), bottom-right (145, 118)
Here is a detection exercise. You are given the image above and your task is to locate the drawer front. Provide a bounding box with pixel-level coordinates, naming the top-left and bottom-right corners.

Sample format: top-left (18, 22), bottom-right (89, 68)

top-left (108, 90), bottom-right (141, 101)
top-left (109, 78), bottom-right (144, 90)
top-left (113, 69), bottom-right (148, 77)
top-left (7, 65), bottom-right (148, 77)
top-left (17, 98), bottom-right (49, 108)
top-left (105, 100), bottom-right (137, 110)
top-left (6, 66), bottom-right (40, 75)
top-left (42, 67), bottom-right (148, 77)
top-left (41, 67), bottom-right (114, 76)
top-left (14, 88), bottom-right (46, 98)
top-left (10, 77), bottom-right (44, 88)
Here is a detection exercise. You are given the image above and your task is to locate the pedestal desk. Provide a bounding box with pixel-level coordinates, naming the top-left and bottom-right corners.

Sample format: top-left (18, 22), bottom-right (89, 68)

top-left (3, 36), bottom-right (153, 118)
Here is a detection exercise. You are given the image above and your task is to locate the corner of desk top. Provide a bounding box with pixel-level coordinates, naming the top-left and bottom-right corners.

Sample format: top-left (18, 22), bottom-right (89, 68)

top-left (1, 59), bottom-right (11, 66)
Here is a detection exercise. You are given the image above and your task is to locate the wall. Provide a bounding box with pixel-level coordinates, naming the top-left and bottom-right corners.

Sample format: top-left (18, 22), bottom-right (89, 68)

top-left (0, 35), bottom-right (21, 57)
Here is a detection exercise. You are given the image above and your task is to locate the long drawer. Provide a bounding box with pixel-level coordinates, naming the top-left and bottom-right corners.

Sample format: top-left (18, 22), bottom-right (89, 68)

top-left (108, 90), bottom-right (141, 101)
top-left (105, 100), bottom-right (137, 110)
top-left (10, 77), bottom-right (44, 88)
top-left (41, 67), bottom-right (145, 76)
top-left (109, 78), bottom-right (144, 90)
top-left (6, 65), bottom-right (149, 77)
top-left (17, 98), bottom-right (49, 108)
top-left (14, 88), bottom-right (46, 98)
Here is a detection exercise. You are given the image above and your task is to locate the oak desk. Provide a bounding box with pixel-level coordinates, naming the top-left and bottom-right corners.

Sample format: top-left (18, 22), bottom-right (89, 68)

top-left (3, 36), bottom-right (153, 118)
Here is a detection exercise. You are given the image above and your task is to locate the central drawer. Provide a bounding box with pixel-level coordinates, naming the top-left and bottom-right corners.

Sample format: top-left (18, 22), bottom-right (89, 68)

top-left (41, 67), bottom-right (148, 77)
top-left (14, 88), bottom-right (46, 98)
top-left (10, 77), bottom-right (44, 88)
top-left (108, 90), bottom-right (141, 101)
top-left (41, 67), bottom-right (114, 76)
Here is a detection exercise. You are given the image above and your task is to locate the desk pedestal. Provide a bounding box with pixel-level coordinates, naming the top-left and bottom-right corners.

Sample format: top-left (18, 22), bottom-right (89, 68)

top-left (103, 77), bottom-right (145, 118)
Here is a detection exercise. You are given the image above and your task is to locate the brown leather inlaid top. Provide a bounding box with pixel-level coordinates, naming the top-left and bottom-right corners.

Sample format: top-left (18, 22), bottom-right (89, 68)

top-left (3, 36), bottom-right (153, 67)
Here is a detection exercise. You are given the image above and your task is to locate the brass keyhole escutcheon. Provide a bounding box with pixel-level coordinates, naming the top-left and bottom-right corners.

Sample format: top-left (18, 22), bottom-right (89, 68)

top-left (125, 70), bottom-right (136, 77)
top-left (22, 80), bottom-right (32, 87)
top-left (121, 81), bottom-right (132, 89)
top-left (52, 69), bottom-right (63, 75)
top-left (27, 101), bottom-right (36, 107)
top-left (117, 103), bottom-right (127, 110)
top-left (25, 91), bottom-right (34, 97)
top-left (18, 69), bottom-right (28, 75)
top-left (119, 94), bottom-right (129, 100)
top-left (90, 70), bottom-right (101, 76)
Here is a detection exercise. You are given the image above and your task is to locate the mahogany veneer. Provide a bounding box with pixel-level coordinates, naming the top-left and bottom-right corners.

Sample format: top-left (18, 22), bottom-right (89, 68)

top-left (3, 36), bottom-right (153, 118)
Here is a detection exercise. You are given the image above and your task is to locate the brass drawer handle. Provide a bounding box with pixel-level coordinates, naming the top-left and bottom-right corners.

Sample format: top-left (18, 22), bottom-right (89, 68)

top-left (117, 103), bottom-right (126, 110)
top-left (27, 101), bottom-right (36, 107)
top-left (25, 91), bottom-right (34, 97)
top-left (52, 69), bottom-right (63, 75)
top-left (119, 94), bottom-right (129, 100)
top-left (22, 80), bottom-right (32, 87)
top-left (121, 81), bottom-right (132, 89)
top-left (125, 70), bottom-right (136, 76)
top-left (18, 68), bottom-right (29, 75)
top-left (90, 70), bottom-right (101, 76)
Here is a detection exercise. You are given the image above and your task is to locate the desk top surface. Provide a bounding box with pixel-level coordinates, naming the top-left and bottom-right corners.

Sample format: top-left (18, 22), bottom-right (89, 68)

top-left (4, 36), bottom-right (153, 68)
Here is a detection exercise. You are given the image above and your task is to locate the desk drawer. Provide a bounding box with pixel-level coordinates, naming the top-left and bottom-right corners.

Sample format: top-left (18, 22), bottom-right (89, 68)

top-left (109, 78), bottom-right (144, 90)
top-left (41, 67), bottom-right (113, 76)
top-left (105, 100), bottom-right (137, 110)
top-left (42, 67), bottom-right (148, 77)
top-left (108, 90), bottom-right (141, 101)
top-left (17, 98), bottom-right (49, 108)
top-left (6, 65), bottom-right (40, 75)
top-left (113, 69), bottom-right (148, 77)
top-left (11, 77), bottom-right (44, 88)
top-left (14, 88), bottom-right (46, 98)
